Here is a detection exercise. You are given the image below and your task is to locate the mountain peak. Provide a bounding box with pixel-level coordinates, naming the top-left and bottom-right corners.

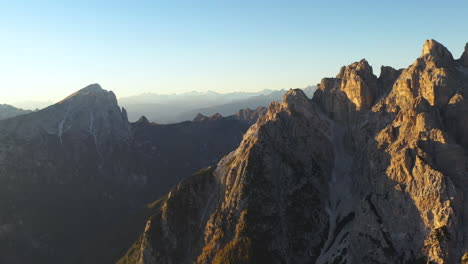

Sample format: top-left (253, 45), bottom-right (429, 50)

top-left (39, 84), bottom-right (130, 145)
top-left (210, 113), bottom-right (223, 119)
top-left (421, 39), bottom-right (454, 65)
top-left (337, 59), bottom-right (378, 110)
top-left (280, 89), bottom-right (315, 117)
top-left (336, 59), bottom-right (372, 79)
top-left (78, 83), bottom-right (103, 93)
top-left (193, 113), bottom-right (208, 122)
top-left (282, 89), bottom-right (309, 105)
top-left (59, 83), bottom-right (110, 104)
top-left (460, 42), bottom-right (468, 67)
top-left (136, 115), bottom-right (150, 124)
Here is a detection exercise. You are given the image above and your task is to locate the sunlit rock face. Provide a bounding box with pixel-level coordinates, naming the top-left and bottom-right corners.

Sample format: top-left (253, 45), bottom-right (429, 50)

top-left (386, 39), bottom-right (465, 108)
top-left (123, 40), bottom-right (468, 264)
top-left (336, 59), bottom-right (378, 110)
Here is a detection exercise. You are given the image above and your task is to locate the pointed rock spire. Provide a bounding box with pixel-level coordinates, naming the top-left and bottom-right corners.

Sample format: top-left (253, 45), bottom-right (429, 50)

top-left (421, 39), bottom-right (454, 66)
top-left (193, 113), bottom-right (208, 122)
top-left (210, 113), bottom-right (223, 120)
top-left (337, 59), bottom-right (378, 110)
top-left (136, 115), bottom-right (150, 124)
top-left (460, 43), bottom-right (468, 67)
top-left (121, 107), bottom-right (129, 122)
top-left (282, 88), bottom-right (310, 108)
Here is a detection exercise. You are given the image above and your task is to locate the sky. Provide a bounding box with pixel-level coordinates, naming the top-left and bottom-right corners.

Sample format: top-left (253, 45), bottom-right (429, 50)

top-left (1, 0), bottom-right (468, 105)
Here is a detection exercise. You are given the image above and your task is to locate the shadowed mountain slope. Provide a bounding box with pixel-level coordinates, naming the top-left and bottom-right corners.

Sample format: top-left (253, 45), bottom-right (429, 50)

top-left (120, 40), bottom-right (468, 264)
top-left (0, 104), bottom-right (31, 120)
top-left (0, 84), bottom-right (267, 264)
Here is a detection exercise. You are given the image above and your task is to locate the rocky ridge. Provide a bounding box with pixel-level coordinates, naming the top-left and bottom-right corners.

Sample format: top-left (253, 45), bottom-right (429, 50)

top-left (121, 39), bottom-right (468, 264)
top-left (0, 84), bottom-right (264, 264)
top-left (0, 104), bottom-right (31, 120)
top-left (192, 107), bottom-right (267, 124)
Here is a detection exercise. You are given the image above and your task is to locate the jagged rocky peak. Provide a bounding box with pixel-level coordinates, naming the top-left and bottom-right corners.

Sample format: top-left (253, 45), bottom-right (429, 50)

top-left (121, 86), bottom-right (334, 264)
top-left (316, 59), bottom-right (379, 111)
top-left (193, 113), bottom-right (208, 122)
top-left (0, 83), bottom-right (131, 146)
top-left (337, 59), bottom-right (378, 110)
top-left (278, 88), bottom-right (316, 117)
top-left (119, 39), bottom-right (468, 264)
top-left (421, 39), bottom-right (454, 66)
top-left (311, 59), bottom-right (380, 123)
top-left (385, 40), bottom-right (463, 108)
top-left (210, 113), bottom-right (223, 120)
top-left (460, 42), bottom-right (468, 67)
top-left (234, 106), bottom-right (268, 123)
top-left (54, 83), bottom-right (129, 128)
top-left (59, 83), bottom-right (119, 107)
top-left (282, 88), bottom-right (309, 105)
top-left (58, 84), bottom-right (130, 142)
top-left (136, 115), bottom-right (150, 124)
top-left (377, 66), bottom-right (403, 96)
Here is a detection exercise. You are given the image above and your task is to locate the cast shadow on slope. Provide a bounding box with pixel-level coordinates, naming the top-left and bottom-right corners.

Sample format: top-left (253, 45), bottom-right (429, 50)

top-left (117, 88), bottom-right (434, 263)
top-left (313, 86), bottom-right (433, 263)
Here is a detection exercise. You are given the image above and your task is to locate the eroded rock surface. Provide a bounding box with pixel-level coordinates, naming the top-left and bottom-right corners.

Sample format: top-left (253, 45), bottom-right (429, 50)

top-left (122, 40), bottom-right (468, 264)
top-left (0, 84), bottom-right (263, 264)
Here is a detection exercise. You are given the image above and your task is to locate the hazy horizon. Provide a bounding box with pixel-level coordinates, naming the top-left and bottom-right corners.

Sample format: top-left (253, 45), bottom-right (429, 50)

top-left (2, 0), bottom-right (468, 105)
top-left (5, 84), bottom-right (295, 110)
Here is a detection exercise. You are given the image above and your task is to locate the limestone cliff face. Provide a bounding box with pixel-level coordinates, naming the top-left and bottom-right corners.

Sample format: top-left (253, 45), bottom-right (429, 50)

top-left (122, 40), bottom-right (468, 264)
top-left (337, 59), bottom-right (378, 110)
top-left (312, 59), bottom-right (379, 123)
top-left (386, 39), bottom-right (465, 108)
top-left (121, 89), bottom-right (334, 264)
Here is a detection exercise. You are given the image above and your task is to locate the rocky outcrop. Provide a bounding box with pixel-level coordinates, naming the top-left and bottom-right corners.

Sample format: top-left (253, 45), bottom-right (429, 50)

top-left (377, 66), bottom-right (403, 97)
top-left (136, 115), bottom-right (150, 125)
top-left (122, 40), bottom-right (468, 264)
top-left (192, 107), bottom-right (267, 124)
top-left (120, 89), bottom-right (334, 264)
top-left (336, 59), bottom-right (378, 110)
top-left (193, 113), bottom-right (208, 122)
top-left (0, 84), bottom-right (257, 264)
top-left (422, 39), bottom-right (455, 67)
top-left (460, 43), bottom-right (468, 67)
top-left (385, 39), bottom-right (465, 108)
top-left (231, 106), bottom-right (268, 123)
top-left (312, 59), bottom-right (380, 123)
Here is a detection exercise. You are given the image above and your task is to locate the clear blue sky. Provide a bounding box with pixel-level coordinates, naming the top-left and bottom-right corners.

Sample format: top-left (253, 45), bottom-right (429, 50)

top-left (1, 0), bottom-right (467, 105)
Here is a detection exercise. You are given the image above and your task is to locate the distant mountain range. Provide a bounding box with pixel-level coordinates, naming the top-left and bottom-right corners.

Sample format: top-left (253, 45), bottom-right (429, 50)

top-left (119, 86), bottom-right (316, 123)
top-left (118, 40), bottom-right (468, 264)
top-left (1, 87), bottom-right (316, 125)
top-left (0, 104), bottom-right (31, 120)
top-left (10, 100), bottom-right (54, 111)
top-left (0, 84), bottom-right (267, 264)
top-left (3, 39), bottom-right (468, 264)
